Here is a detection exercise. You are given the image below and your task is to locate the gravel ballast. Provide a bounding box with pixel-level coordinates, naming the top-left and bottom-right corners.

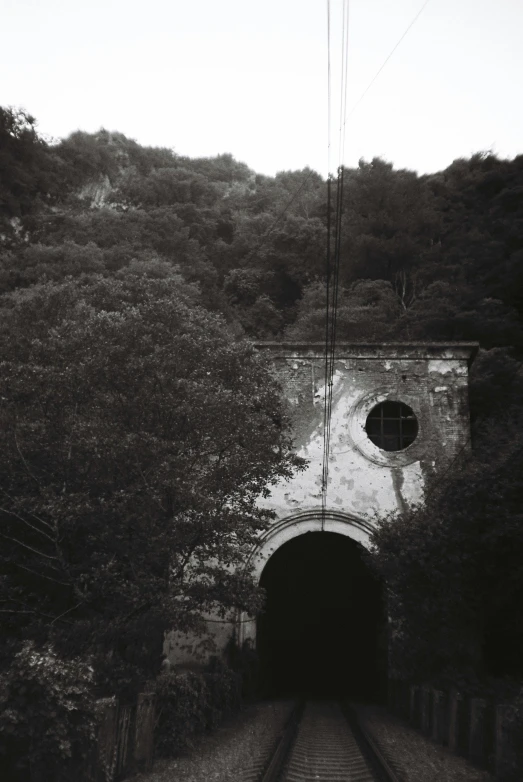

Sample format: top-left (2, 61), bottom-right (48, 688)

top-left (133, 700), bottom-right (293, 782)
top-left (355, 703), bottom-right (493, 782)
top-left (134, 699), bottom-right (494, 782)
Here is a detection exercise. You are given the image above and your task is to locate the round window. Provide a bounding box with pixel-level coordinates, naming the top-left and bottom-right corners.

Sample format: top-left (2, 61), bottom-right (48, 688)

top-left (365, 401), bottom-right (418, 452)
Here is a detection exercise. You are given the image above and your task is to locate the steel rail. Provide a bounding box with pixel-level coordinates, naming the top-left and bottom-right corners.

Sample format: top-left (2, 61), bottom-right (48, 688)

top-left (260, 701), bottom-right (304, 782)
top-left (343, 703), bottom-right (403, 782)
top-left (257, 700), bottom-right (401, 782)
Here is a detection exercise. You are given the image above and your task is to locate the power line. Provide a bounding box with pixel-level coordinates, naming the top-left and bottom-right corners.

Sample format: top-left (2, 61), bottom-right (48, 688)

top-left (320, 0), bottom-right (432, 527)
top-left (322, 0), bottom-right (349, 530)
top-left (338, 0), bottom-right (351, 167)
top-left (322, 0), bottom-right (334, 531)
top-left (343, 0), bottom-right (431, 127)
top-left (242, 0), bottom-right (430, 271)
top-left (327, 0), bottom-right (332, 178)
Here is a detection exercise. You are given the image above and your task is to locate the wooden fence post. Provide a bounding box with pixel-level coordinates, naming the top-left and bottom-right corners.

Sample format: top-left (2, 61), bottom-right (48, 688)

top-left (431, 689), bottom-right (448, 744)
top-left (420, 686), bottom-right (431, 735)
top-left (495, 703), bottom-right (519, 781)
top-left (134, 692), bottom-right (156, 773)
top-left (115, 703), bottom-right (134, 779)
top-left (468, 697), bottom-right (488, 768)
top-left (91, 697), bottom-right (118, 782)
top-left (448, 688), bottom-right (463, 754)
top-left (409, 685), bottom-right (420, 728)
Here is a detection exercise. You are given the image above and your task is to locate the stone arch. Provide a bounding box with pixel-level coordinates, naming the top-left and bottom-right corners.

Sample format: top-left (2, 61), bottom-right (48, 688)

top-left (239, 509), bottom-right (374, 644)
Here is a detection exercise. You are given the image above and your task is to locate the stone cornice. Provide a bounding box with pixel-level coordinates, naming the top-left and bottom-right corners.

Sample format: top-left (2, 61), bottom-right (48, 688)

top-left (254, 341), bottom-right (479, 365)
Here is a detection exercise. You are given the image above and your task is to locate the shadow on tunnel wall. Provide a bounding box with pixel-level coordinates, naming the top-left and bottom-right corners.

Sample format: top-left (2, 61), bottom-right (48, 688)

top-left (257, 531), bottom-right (387, 701)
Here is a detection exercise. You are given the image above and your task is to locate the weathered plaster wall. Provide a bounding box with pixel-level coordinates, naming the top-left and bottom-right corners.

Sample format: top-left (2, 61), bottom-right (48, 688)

top-left (255, 342), bottom-right (477, 526)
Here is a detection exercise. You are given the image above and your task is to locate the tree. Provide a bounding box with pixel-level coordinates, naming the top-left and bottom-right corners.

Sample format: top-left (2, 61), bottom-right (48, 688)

top-left (0, 107), bottom-right (59, 234)
top-left (393, 282), bottom-right (523, 348)
top-left (340, 158), bottom-right (439, 290)
top-left (116, 167), bottom-right (220, 208)
top-left (0, 241), bottom-right (105, 293)
top-left (369, 385), bottom-right (523, 685)
top-left (0, 273), bottom-right (301, 690)
top-left (286, 279), bottom-right (400, 342)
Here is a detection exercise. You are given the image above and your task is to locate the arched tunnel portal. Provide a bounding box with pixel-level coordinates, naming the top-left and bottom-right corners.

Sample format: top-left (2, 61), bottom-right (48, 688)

top-left (256, 531), bottom-right (386, 699)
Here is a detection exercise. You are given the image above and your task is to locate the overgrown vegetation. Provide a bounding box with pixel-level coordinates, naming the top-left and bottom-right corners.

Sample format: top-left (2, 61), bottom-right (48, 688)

top-left (0, 642), bottom-right (97, 782)
top-left (0, 272), bottom-right (301, 692)
top-left (2, 110), bottom-right (523, 352)
top-left (1, 104), bottom-right (523, 770)
top-left (369, 355), bottom-right (523, 692)
top-left (371, 417), bottom-right (523, 685)
top-left (154, 658), bottom-right (243, 757)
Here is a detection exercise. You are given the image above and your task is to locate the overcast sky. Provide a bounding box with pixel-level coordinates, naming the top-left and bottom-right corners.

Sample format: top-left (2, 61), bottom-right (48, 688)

top-left (3, 0), bottom-right (523, 177)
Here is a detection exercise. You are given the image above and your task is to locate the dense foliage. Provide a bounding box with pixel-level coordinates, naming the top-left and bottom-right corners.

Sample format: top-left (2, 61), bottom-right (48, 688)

top-left (2, 104), bottom-right (523, 695)
top-left (0, 642), bottom-right (97, 782)
top-left (2, 109), bottom-right (523, 352)
top-left (154, 658), bottom-right (242, 756)
top-left (370, 386), bottom-right (523, 685)
top-left (0, 269), bottom-right (300, 692)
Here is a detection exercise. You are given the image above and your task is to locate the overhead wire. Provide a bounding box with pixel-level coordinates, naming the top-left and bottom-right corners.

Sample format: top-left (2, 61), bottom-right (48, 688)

top-left (322, 0), bottom-right (350, 530)
top-left (321, 0), bottom-right (430, 526)
top-left (242, 0), bottom-right (431, 275)
top-left (339, 0), bottom-right (351, 167)
top-left (321, 0), bottom-right (333, 529)
top-left (343, 0), bottom-right (431, 128)
top-left (235, 0), bottom-right (434, 528)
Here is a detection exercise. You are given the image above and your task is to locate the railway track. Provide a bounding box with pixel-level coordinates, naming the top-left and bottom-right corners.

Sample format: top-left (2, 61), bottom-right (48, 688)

top-left (259, 700), bottom-right (400, 782)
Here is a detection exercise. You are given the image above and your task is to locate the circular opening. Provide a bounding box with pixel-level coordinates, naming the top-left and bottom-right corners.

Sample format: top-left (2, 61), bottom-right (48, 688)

top-left (365, 401), bottom-right (418, 452)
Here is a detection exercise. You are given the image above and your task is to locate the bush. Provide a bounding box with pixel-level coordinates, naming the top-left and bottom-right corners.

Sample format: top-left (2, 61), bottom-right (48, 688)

top-left (154, 670), bottom-right (209, 756)
top-left (154, 661), bottom-right (241, 757)
top-left (0, 641), bottom-right (97, 782)
top-left (203, 657), bottom-right (242, 729)
top-left (225, 638), bottom-right (260, 700)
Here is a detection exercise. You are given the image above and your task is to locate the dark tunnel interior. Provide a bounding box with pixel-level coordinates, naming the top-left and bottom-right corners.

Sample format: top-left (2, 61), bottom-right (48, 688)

top-left (257, 531), bottom-right (386, 700)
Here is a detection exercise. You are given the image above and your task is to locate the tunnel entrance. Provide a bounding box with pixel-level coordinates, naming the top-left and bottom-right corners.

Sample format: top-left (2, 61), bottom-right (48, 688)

top-left (257, 531), bottom-right (386, 700)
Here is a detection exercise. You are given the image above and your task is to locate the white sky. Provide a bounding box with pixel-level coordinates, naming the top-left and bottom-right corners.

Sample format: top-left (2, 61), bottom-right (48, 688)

top-left (2, 0), bottom-right (523, 177)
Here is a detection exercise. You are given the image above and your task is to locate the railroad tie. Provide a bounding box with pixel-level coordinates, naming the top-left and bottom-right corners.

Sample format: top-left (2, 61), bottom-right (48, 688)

top-left (282, 702), bottom-right (376, 782)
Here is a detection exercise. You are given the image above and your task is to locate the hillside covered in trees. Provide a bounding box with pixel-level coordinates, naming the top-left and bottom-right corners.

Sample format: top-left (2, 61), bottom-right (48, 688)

top-left (3, 106), bottom-right (523, 354)
top-left (2, 104), bottom-right (523, 702)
